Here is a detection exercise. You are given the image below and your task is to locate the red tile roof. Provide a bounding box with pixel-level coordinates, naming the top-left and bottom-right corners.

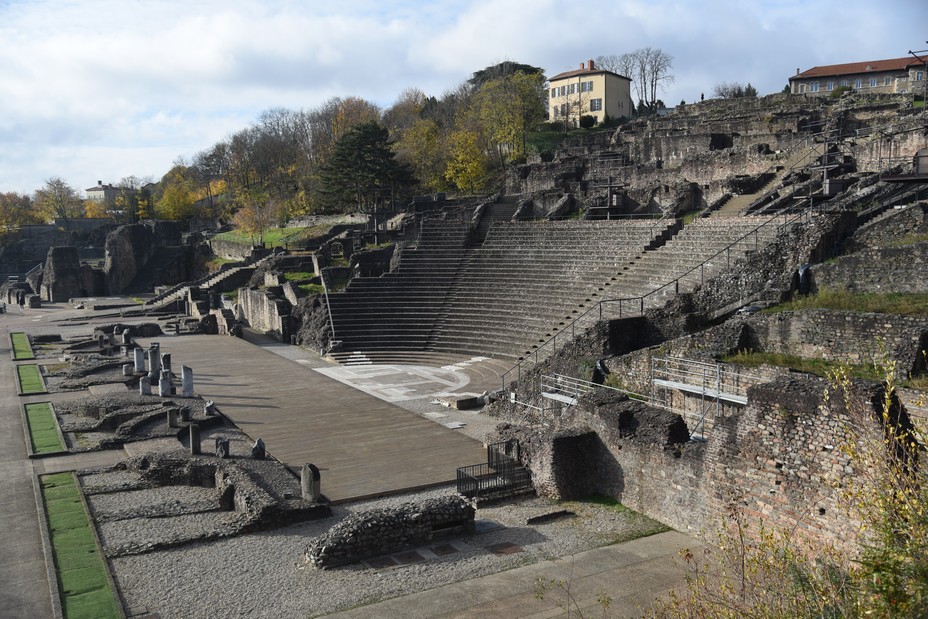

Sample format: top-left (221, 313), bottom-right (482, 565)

top-left (791, 56), bottom-right (922, 80)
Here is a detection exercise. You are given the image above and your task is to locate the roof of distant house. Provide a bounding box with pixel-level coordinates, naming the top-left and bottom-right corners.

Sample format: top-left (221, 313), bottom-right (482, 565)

top-left (549, 60), bottom-right (631, 82)
top-left (791, 56), bottom-right (923, 80)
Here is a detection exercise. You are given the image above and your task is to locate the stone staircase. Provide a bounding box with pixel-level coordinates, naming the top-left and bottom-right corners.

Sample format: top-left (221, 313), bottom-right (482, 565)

top-left (143, 262), bottom-right (258, 310)
top-left (712, 138), bottom-right (825, 219)
top-left (473, 196), bottom-right (519, 245)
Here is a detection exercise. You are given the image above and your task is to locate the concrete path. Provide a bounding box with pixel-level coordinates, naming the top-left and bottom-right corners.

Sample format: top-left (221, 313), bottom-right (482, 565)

top-left (0, 321), bottom-right (53, 618)
top-left (326, 530), bottom-right (696, 618)
top-left (144, 334), bottom-right (489, 502)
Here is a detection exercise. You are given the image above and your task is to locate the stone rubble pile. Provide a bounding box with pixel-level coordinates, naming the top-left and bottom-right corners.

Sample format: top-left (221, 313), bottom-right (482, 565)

top-left (305, 495), bottom-right (475, 569)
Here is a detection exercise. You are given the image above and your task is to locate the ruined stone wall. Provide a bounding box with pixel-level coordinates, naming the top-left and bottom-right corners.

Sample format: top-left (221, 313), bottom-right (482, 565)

top-left (505, 376), bottom-right (887, 552)
top-left (41, 246), bottom-right (85, 302)
top-left (841, 104), bottom-right (927, 172)
top-left (104, 224), bottom-right (156, 294)
top-left (747, 309), bottom-right (928, 377)
top-left (209, 239), bottom-right (255, 261)
top-left (350, 244), bottom-right (395, 278)
top-left (848, 202), bottom-right (928, 251)
top-left (238, 286), bottom-right (292, 341)
top-left (304, 495), bottom-right (475, 568)
top-left (813, 241), bottom-right (928, 294)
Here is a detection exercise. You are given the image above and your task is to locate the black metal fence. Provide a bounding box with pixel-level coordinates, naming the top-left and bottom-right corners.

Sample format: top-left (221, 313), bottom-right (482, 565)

top-left (456, 462), bottom-right (532, 499)
top-left (457, 440), bottom-right (532, 499)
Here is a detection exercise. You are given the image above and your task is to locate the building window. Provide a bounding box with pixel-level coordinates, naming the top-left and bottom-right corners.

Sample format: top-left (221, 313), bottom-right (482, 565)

top-left (568, 83), bottom-right (577, 95)
top-left (810, 82), bottom-right (820, 93)
top-left (869, 78), bottom-right (878, 87)
top-left (840, 79), bottom-right (849, 87)
top-left (918, 71), bottom-right (925, 81)
top-left (551, 89), bottom-right (556, 99)
top-left (590, 98), bottom-right (603, 112)
top-left (854, 79), bottom-right (862, 89)
top-left (560, 103), bottom-right (567, 116)
top-left (581, 80), bottom-right (594, 92)
top-left (552, 106), bottom-right (559, 118)
top-left (799, 84), bottom-right (806, 93)
top-left (826, 81), bottom-right (834, 91)
top-left (884, 77), bottom-right (891, 86)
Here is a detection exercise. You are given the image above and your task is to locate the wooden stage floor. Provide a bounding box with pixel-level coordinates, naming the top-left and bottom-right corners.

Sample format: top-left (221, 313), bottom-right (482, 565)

top-left (145, 335), bottom-right (488, 503)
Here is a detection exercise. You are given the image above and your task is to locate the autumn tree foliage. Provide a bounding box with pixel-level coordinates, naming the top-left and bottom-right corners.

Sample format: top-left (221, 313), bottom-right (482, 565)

top-left (155, 165), bottom-right (196, 221)
top-left (34, 177), bottom-right (83, 227)
top-left (0, 191), bottom-right (41, 241)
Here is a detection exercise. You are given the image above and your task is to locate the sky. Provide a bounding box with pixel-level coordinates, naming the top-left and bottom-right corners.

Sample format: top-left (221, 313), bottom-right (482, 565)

top-left (1, 0), bottom-right (926, 196)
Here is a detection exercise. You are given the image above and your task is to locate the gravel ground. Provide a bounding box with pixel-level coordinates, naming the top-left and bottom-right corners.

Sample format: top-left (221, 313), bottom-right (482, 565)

top-left (110, 488), bottom-right (667, 618)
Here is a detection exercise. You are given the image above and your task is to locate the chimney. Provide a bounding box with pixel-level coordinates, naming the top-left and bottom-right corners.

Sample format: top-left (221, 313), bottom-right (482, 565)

top-left (796, 68), bottom-right (800, 75)
top-left (588, 59), bottom-right (595, 70)
top-left (97, 180), bottom-right (102, 186)
top-left (580, 62), bottom-right (585, 70)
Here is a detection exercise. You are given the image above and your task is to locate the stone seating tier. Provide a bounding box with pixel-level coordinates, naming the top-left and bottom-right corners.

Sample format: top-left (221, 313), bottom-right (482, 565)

top-left (324, 215), bottom-right (787, 361)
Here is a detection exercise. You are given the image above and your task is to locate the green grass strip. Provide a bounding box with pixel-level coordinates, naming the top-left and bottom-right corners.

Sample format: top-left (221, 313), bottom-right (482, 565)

top-left (25, 402), bottom-right (65, 455)
top-left (17, 364), bottom-right (45, 394)
top-left (722, 350), bottom-right (884, 380)
top-left (766, 289), bottom-right (928, 317)
top-left (11, 332), bottom-right (35, 360)
top-left (40, 473), bottom-right (121, 619)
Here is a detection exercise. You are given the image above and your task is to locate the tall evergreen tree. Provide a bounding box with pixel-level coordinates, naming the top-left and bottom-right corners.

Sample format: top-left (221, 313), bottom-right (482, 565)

top-left (318, 122), bottom-right (414, 212)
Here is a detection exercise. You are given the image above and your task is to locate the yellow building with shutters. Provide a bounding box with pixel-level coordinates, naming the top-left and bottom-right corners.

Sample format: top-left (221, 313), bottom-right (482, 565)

top-left (548, 59), bottom-right (633, 127)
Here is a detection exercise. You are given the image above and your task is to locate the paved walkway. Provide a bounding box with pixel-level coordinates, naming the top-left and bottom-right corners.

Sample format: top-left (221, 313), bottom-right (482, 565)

top-left (144, 334), bottom-right (489, 502)
top-left (326, 530), bottom-right (696, 618)
top-left (0, 318), bottom-right (53, 618)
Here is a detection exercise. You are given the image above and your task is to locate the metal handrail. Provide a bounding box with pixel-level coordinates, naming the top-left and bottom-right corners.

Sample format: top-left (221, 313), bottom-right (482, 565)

top-left (500, 207), bottom-right (814, 390)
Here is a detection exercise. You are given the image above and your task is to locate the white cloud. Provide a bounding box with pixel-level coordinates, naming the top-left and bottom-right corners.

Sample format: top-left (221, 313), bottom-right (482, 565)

top-left (0, 0), bottom-right (926, 194)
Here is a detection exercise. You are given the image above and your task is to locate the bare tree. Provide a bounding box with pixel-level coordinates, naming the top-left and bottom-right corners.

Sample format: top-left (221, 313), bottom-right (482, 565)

top-left (599, 48), bottom-right (674, 113)
top-left (712, 81), bottom-right (759, 99)
top-left (595, 53), bottom-right (635, 78)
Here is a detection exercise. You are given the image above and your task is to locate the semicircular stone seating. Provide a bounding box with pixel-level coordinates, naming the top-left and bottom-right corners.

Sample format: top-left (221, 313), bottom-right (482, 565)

top-left (326, 211), bottom-right (786, 364)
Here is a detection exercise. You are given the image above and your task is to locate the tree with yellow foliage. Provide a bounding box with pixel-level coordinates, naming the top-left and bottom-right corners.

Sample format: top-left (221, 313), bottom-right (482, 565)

top-left (445, 130), bottom-right (486, 193)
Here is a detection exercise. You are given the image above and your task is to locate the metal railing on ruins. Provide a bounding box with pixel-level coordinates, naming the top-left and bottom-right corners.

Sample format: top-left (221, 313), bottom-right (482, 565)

top-left (456, 439), bottom-right (532, 500)
top-left (499, 208), bottom-right (816, 391)
top-left (650, 356), bottom-right (763, 438)
top-left (513, 362), bottom-right (761, 440)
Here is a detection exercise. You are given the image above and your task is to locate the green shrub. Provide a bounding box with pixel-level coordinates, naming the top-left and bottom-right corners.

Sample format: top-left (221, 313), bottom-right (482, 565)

top-left (579, 115), bottom-right (597, 129)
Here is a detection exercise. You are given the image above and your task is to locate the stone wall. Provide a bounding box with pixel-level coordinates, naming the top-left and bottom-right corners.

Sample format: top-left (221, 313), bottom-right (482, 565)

top-left (104, 223), bottom-right (156, 294)
top-left (502, 376), bottom-right (899, 553)
top-left (41, 246), bottom-right (86, 302)
top-left (813, 242), bottom-right (928, 294)
top-left (847, 202), bottom-right (928, 251)
top-left (238, 286), bottom-right (292, 341)
top-left (209, 239), bottom-right (256, 261)
top-left (349, 244), bottom-right (395, 278)
top-left (304, 495), bottom-right (475, 569)
top-left (746, 309), bottom-right (928, 378)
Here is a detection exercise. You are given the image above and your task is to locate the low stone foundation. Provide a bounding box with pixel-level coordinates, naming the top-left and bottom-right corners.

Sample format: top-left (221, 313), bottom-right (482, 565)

top-left (304, 495), bottom-right (475, 569)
